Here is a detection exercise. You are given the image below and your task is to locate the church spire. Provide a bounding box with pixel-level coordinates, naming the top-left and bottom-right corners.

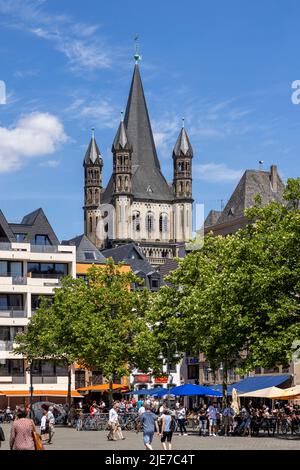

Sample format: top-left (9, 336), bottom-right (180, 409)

top-left (173, 125), bottom-right (193, 158)
top-left (83, 128), bottom-right (103, 165)
top-left (112, 112), bottom-right (131, 151)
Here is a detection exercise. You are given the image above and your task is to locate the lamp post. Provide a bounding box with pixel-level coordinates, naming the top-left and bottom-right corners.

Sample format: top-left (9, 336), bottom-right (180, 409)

top-left (26, 361), bottom-right (34, 419)
top-left (158, 341), bottom-right (180, 409)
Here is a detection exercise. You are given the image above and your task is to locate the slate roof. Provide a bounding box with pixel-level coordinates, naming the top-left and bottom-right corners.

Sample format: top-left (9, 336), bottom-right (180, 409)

top-left (0, 210), bottom-right (16, 242)
top-left (173, 127), bottom-right (193, 158)
top-left (9, 208), bottom-right (59, 245)
top-left (102, 242), bottom-right (162, 288)
top-left (65, 234), bottom-right (106, 264)
top-left (112, 120), bottom-right (131, 151)
top-left (84, 136), bottom-right (103, 165)
top-left (102, 64), bottom-right (174, 203)
top-left (205, 167), bottom-right (285, 227)
top-left (204, 210), bottom-right (222, 228)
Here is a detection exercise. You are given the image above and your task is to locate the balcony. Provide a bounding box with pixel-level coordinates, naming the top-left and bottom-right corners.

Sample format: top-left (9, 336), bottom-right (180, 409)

top-left (0, 307), bottom-right (26, 318)
top-left (30, 245), bottom-right (59, 253)
top-left (0, 273), bottom-right (27, 284)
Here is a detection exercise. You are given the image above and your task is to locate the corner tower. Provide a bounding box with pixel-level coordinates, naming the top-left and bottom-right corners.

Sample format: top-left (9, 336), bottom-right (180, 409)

top-left (83, 129), bottom-right (103, 247)
top-left (173, 120), bottom-right (193, 242)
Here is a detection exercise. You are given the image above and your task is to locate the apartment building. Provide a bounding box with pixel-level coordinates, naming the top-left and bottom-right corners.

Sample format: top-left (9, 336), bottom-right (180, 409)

top-left (0, 208), bottom-right (77, 408)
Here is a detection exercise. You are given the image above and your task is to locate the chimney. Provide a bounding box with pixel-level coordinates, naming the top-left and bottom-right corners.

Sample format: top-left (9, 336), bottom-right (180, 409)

top-left (270, 165), bottom-right (278, 192)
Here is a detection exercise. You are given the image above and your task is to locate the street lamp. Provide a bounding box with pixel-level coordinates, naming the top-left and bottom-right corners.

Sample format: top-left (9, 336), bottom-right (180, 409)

top-left (158, 341), bottom-right (180, 409)
top-left (26, 361), bottom-right (34, 420)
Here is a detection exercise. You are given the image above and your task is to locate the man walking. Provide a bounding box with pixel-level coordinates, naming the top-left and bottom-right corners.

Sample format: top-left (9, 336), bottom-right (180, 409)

top-left (140, 405), bottom-right (159, 450)
top-left (207, 402), bottom-right (218, 436)
top-left (222, 403), bottom-right (234, 436)
top-left (47, 406), bottom-right (55, 444)
top-left (107, 402), bottom-right (125, 441)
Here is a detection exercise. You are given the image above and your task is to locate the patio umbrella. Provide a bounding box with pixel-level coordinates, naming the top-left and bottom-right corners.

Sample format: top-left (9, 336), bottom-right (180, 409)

top-left (239, 386), bottom-right (284, 398)
top-left (271, 385), bottom-right (300, 400)
top-left (231, 388), bottom-right (240, 415)
top-left (165, 384), bottom-right (222, 397)
top-left (123, 388), bottom-right (151, 395)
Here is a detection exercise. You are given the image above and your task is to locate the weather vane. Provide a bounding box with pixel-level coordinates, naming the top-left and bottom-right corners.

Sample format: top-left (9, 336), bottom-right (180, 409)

top-left (134, 34), bottom-right (142, 63)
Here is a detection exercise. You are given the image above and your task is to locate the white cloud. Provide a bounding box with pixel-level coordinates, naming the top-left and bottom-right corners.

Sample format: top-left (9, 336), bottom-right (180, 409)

top-left (0, 0), bottom-right (114, 72)
top-left (0, 112), bottom-right (68, 172)
top-left (66, 98), bottom-right (118, 129)
top-left (194, 163), bottom-right (242, 182)
top-left (39, 159), bottom-right (60, 168)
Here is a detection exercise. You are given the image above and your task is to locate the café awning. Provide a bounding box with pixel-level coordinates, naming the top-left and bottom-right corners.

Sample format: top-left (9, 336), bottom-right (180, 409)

top-left (271, 385), bottom-right (300, 400)
top-left (76, 384), bottom-right (127, 392)
top-left (0, 390), bottom-right (81, 397)
top-left (239, 386), bottom-right (284, 398)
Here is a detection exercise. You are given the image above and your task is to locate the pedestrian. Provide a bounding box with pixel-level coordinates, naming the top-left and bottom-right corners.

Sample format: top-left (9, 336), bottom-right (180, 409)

top-left (40, 408), bottom-right (50, 443)
top-left (10, 408), bottom-right (35, 450)
top-left (47, 406), bottom-right (55, 444)
top-left (222, 403), bottom-right (234, 436)
top-left (176, 404), bottom-right (188, 436)
top-left (160, 409), bottom-right (174, 450)
top-left (76, 410), bottom-right (83, 431)
top-left (207, 402), bottom-right (218, 437)
top-left (140, 404), bottom-right (159, 450)
top-left (198, 407), bottom-right (208, 436)
top-left (107, 403), bottom-right (125, 441)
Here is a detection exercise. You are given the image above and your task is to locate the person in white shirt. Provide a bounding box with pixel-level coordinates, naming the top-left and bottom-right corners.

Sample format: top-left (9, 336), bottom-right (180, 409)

top-left (138, 405), bottom-right (146, 416)
top-left (107, 403), bottom-right (125, 441)
top-left (47, 407), bottom-right (55, 444)
top-left (176, 404), bottom-right (188, 436)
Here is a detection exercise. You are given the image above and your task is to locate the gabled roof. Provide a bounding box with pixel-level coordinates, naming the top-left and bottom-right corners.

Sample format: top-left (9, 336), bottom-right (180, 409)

top-left (0, 210), bottom-right (16, 242)
top-left (12, 208), bottom-right (59, 245)
top-left (84, 136), bottom-right (102, 165)
top-left (173, 127), bottom-right (193, 158)
top-left (204, 210), bottom-right (222, 228)
top-left (102, 64), bottom-right (174, 203)
top-left (102, 242), bottom-right (146, 263)
top-left (210, 167), bottom-right (285, 227)
top-left (65, 234), bottom-right (106, 264)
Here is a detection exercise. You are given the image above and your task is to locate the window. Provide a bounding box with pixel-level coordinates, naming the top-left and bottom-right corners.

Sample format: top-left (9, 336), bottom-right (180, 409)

top-left (34, 235), bottom-right (51, 245)
top-left (132, 211), bottom-right (140, 232)
top-left (28, 263), bottom-right (68, 278)
top-left (0, 261), bottom-right (22, 277)
top-left (0, 294), bottom-right (23, 310)
top-left (89, 217), bottom-right (92, 233)
top-left (92, 371), bottom-right (103, 385)
top-left (84, 251), bottom-right (96, 260)
top-left (159, 213), bottom-right (168, 233)
top-left (150, 278), bottom-right (160, 291)
top-left (0, 359), bottom-right (24, 376)
top-left (146, 212), bottom-right (154, 232)
top-left (31, 295), bottom-right (53, 311)
top-left (188, 364), bottom-right (199, 380)
top-left (0, 326), bottom-right (24, 342)
top-left (31, 360), bottom-right (67, 377)
top-left (15, 233), bottom-right (27, 242)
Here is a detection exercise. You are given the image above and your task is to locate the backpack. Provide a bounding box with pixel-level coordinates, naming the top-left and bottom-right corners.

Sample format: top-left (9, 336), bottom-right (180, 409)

top-left (170, 417), bottom-right (176, 432)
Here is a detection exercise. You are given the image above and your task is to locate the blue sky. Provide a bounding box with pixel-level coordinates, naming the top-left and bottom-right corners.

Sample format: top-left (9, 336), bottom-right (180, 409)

top-left (0, 0), bottom-right (300, 240)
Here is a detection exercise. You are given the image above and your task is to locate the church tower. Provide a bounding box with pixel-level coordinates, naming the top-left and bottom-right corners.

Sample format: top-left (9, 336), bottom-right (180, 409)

top-left (173, 120), bottom-right (193, 242)
top-left (112, 114), bottom-right (133, 241)
top-left (83, 129), bottom-right (103, 247)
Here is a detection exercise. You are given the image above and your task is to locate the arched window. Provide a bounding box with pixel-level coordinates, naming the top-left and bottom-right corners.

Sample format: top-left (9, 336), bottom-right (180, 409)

top-left (132, 211), bottom-right (140, 232)
top-left (146, 211), bottom-right (154, 232)
top-left (159, 213), bottom-right (168, 233)
top-left (178, 161), bottom-right (184, 172)
top-left (89, 217), bottom-right (93, 233)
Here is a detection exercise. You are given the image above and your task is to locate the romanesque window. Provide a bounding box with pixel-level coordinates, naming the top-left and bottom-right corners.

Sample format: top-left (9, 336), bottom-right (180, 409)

top-left (89, 217), bottom-right (92, 233)
top-left (159, 213), bottom-right (168, 233)
top-left (146, 211), bottom-right (154, 232)
top-left (132, 211), bottom-right (140, 232)
top-left (178, 161), bottom-right (184, 172)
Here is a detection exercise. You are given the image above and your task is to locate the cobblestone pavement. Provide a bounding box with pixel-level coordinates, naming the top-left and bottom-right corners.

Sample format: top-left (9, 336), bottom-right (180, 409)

top-left (1, 424), bottom-right (299, 450)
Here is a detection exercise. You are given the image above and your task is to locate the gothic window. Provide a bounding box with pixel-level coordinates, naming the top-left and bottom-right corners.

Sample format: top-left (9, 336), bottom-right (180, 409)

top-left (159, 213), bottom-right (168, 233)
top-left (146, 212), bottom-right (154, 232)
top-left (132, 211), bottom-right (140, 232)
top-left (178, 161), bottom-right (184, 172)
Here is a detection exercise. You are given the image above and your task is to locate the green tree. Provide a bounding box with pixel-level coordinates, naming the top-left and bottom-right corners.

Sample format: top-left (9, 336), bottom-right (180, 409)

top-left (148, 178), bottom-right (300, 403)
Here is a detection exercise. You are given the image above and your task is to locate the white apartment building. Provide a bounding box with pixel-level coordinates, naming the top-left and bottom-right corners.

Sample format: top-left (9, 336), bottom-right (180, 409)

top-left (0, 208), bottom-right (77, 408)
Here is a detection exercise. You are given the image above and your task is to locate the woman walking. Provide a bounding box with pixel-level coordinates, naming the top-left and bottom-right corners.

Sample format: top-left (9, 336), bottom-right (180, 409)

top-left (10, 408), bottom-right (35, 450)
top-left (160, 409), bottom-right (174, 450)
top-left (176, 404), bottom-right (188, 436)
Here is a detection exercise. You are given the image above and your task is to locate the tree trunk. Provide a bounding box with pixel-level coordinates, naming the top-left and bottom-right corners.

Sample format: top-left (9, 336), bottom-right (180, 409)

top-left (108, 376), bottom-right (113, 408)
top-left (222, 367), bottom-right (228, 408)
top-left (67, 363), bottom-right (72, 409)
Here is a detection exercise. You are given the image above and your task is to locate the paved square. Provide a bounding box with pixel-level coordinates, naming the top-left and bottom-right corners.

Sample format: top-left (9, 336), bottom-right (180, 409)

top-left (1, 424), bottom-right (299, 450)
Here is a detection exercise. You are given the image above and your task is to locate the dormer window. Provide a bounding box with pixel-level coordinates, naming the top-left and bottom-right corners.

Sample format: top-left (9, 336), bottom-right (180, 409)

top-left (228, 207), bottom-right (235, 216)
top-left (84, 252), bottom-right (96, 260)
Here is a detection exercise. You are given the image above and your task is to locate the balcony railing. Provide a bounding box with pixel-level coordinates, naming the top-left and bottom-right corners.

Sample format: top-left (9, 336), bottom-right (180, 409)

top-left (0, 242), bottom-right (11, 251)
top-left (0, 307), bottom-right (26, 318)
top-left (28, 273), bottom-right (65, 279)
top-left (0, 341), bottom-right (13, 351)
top-left (30, 245), bottom-right (59, 253)
top-left (32, 376), bottom-right (58, 384)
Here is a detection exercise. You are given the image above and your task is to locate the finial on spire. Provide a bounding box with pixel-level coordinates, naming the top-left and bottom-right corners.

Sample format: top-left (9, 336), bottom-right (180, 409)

top-left (91, 127), bottom-right (95, 139)
top-left (182, 117), bottom-right (185, 128)
top-left (134, 34), bottom-right (142, 63)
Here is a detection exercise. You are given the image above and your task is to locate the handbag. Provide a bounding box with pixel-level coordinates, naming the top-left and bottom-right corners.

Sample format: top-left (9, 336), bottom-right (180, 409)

top-left (31, 421), bottom-right (44, 451)
top-left (0, 425), bottom-right (5, 441)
